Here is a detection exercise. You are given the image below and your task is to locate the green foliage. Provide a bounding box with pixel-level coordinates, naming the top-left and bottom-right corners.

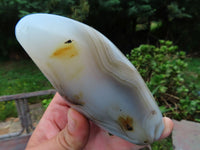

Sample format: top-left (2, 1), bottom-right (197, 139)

top-left (184, 58), bottom-right (200, 90)
top-left (86, 0), bottom-right (156, 53)
top-left (151, 136), bottom-right (173, 150)
top-left (0, 101), bottom-right (17, 121)
top-left (167, 2), bottom-right (192, 21)
top-left (180, 97), bottom-right (200, 119)
top-left (1, 0), bottom-right (200, 58)
top-left (70, 0), bottom-right (89, 21)
top-left (127, 40), bottom-right (186, 97)
top-left (86, 0), bottom-right (200, 54)
top-left (0, 60), bottom-right (52, 95)
top-left (150, 21), bottom-right (162, 32)
top-left (42, 98), bottom-right (52, 109)
top-left (0, 0), bottom-right (88, 18)
top-left (127, 40), bottom-right (200, 121)
top-left (128, 0), bottom-right (155, 17)
top-left (0, 0), bottom-right (89, 58)
top-left (0, 60), bottom-right (52, 121)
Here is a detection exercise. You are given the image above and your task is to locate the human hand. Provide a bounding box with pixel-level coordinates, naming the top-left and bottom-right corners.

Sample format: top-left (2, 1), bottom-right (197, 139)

top-left (26, 93), bottom-right (173, 150)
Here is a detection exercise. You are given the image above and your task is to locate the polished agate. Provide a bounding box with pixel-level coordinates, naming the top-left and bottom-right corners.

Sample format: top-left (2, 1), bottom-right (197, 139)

top-left (15, 14), bottom-right (164, 145)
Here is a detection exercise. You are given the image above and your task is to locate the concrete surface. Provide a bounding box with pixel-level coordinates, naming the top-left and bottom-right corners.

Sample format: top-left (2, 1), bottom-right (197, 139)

top-left (172, 120), bottom-right (200, 150)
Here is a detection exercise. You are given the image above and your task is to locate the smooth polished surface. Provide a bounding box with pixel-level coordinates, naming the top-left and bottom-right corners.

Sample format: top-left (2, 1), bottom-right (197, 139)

top-left (15, 13), bottom-right (164, 145)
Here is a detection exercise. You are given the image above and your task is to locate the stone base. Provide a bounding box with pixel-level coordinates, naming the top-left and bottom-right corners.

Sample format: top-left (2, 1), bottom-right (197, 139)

top-left (172, 120), bottom-right (200, 150)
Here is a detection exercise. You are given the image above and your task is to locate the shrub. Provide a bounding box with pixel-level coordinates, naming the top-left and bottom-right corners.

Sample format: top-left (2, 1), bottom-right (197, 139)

top-left (42, 98), bottom-right (52, 109)
top-left (0, 101), bottom-right (17, 121)
top-left (127, 40), bottom-right (200, 121)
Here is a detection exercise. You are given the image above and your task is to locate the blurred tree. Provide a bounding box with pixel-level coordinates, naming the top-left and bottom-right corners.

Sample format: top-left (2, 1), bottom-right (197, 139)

top-left (86, 0), bottom-right (156, 53)
top-left (149, 0), bottom-right (196, 53)
top-left (168, 0), bottom-right (200, 54)
top-left (0, 0), bottom-right (19, 59)
top-left (0, 0), bottom-right (200, 59)
top-left (85, 0), bottom-right (198, 54)
top-left (0, 0), bottom-right (89, 59)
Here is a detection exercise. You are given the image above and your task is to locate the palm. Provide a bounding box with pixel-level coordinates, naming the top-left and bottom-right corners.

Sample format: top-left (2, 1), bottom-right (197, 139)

top-left (27, 93), bottom-right (142, 150)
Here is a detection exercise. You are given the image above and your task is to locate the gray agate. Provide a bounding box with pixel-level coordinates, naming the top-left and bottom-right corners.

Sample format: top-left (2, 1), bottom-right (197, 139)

top-left (15, 14), bottom-right (164, 145)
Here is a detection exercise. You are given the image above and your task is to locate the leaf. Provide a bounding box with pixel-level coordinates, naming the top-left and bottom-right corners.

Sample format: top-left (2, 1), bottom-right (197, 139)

top-left (159, 106), bottom-right (170, 113)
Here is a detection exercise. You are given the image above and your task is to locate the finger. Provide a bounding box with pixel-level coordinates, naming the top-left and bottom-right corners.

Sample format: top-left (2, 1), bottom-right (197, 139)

top-left (60, 108), bottom-right (90, 149)
top-left (26, 108), bottom-right (90, 150)
top-left (159, 117), bottom-right (174, 139)
top-left (26, 93), bottom-right (70, 147)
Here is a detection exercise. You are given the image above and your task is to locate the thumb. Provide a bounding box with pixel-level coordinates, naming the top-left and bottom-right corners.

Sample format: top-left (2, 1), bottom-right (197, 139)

top-left (57, 108), bottom-right (90, 150)
top-left (27, 108), bottom-right (90, 150)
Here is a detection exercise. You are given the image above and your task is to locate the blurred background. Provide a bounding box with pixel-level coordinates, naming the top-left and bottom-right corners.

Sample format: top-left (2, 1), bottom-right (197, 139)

top-left (0, 0), bottom-right (199, 149)
top-left (1, 0), bottom-right (200, 59)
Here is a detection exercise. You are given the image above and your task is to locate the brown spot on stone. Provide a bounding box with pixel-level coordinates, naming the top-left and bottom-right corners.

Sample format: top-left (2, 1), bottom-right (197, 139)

top-left (51, 42), bottom-right (78, 59)
top-left (118, 115), bottom-right (134, 131)
top-left (73, 92), bottom-right (83, 100)
top-left (108, 132), bottom-right (113, 136)
top-left (62, 94), bottom-right (85, 106)
top-left (65, 40), bottom-right (72, 44)
top-left (144, 140), bottom-right (149, 144)
top-left (151, 110), bottom-right (157, 115)
top-left (71, 92), bottom-right (85, 106)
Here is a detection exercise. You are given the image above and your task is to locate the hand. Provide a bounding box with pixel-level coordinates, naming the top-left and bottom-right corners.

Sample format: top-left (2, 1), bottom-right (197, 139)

top-left (26, 93), bottom-right (173, 150)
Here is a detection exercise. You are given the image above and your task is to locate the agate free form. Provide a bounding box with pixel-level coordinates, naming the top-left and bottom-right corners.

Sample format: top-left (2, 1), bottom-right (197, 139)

top-left (15, 13), bottom-right (164, 145)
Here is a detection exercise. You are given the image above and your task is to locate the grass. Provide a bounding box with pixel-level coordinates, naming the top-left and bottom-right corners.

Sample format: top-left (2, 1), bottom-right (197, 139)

top-left (151, 136), bottom-right (173, 150)
top-left (0, 59), bottom-right (53, 121)
top-left (0, 59), bottom-right (52, 96)
top-left (184, 57), bottom-right (200, 89)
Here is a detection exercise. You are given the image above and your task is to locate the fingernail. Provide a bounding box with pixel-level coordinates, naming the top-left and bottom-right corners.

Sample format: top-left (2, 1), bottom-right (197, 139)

top-left (68, 109), bottom-right (77, 134)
